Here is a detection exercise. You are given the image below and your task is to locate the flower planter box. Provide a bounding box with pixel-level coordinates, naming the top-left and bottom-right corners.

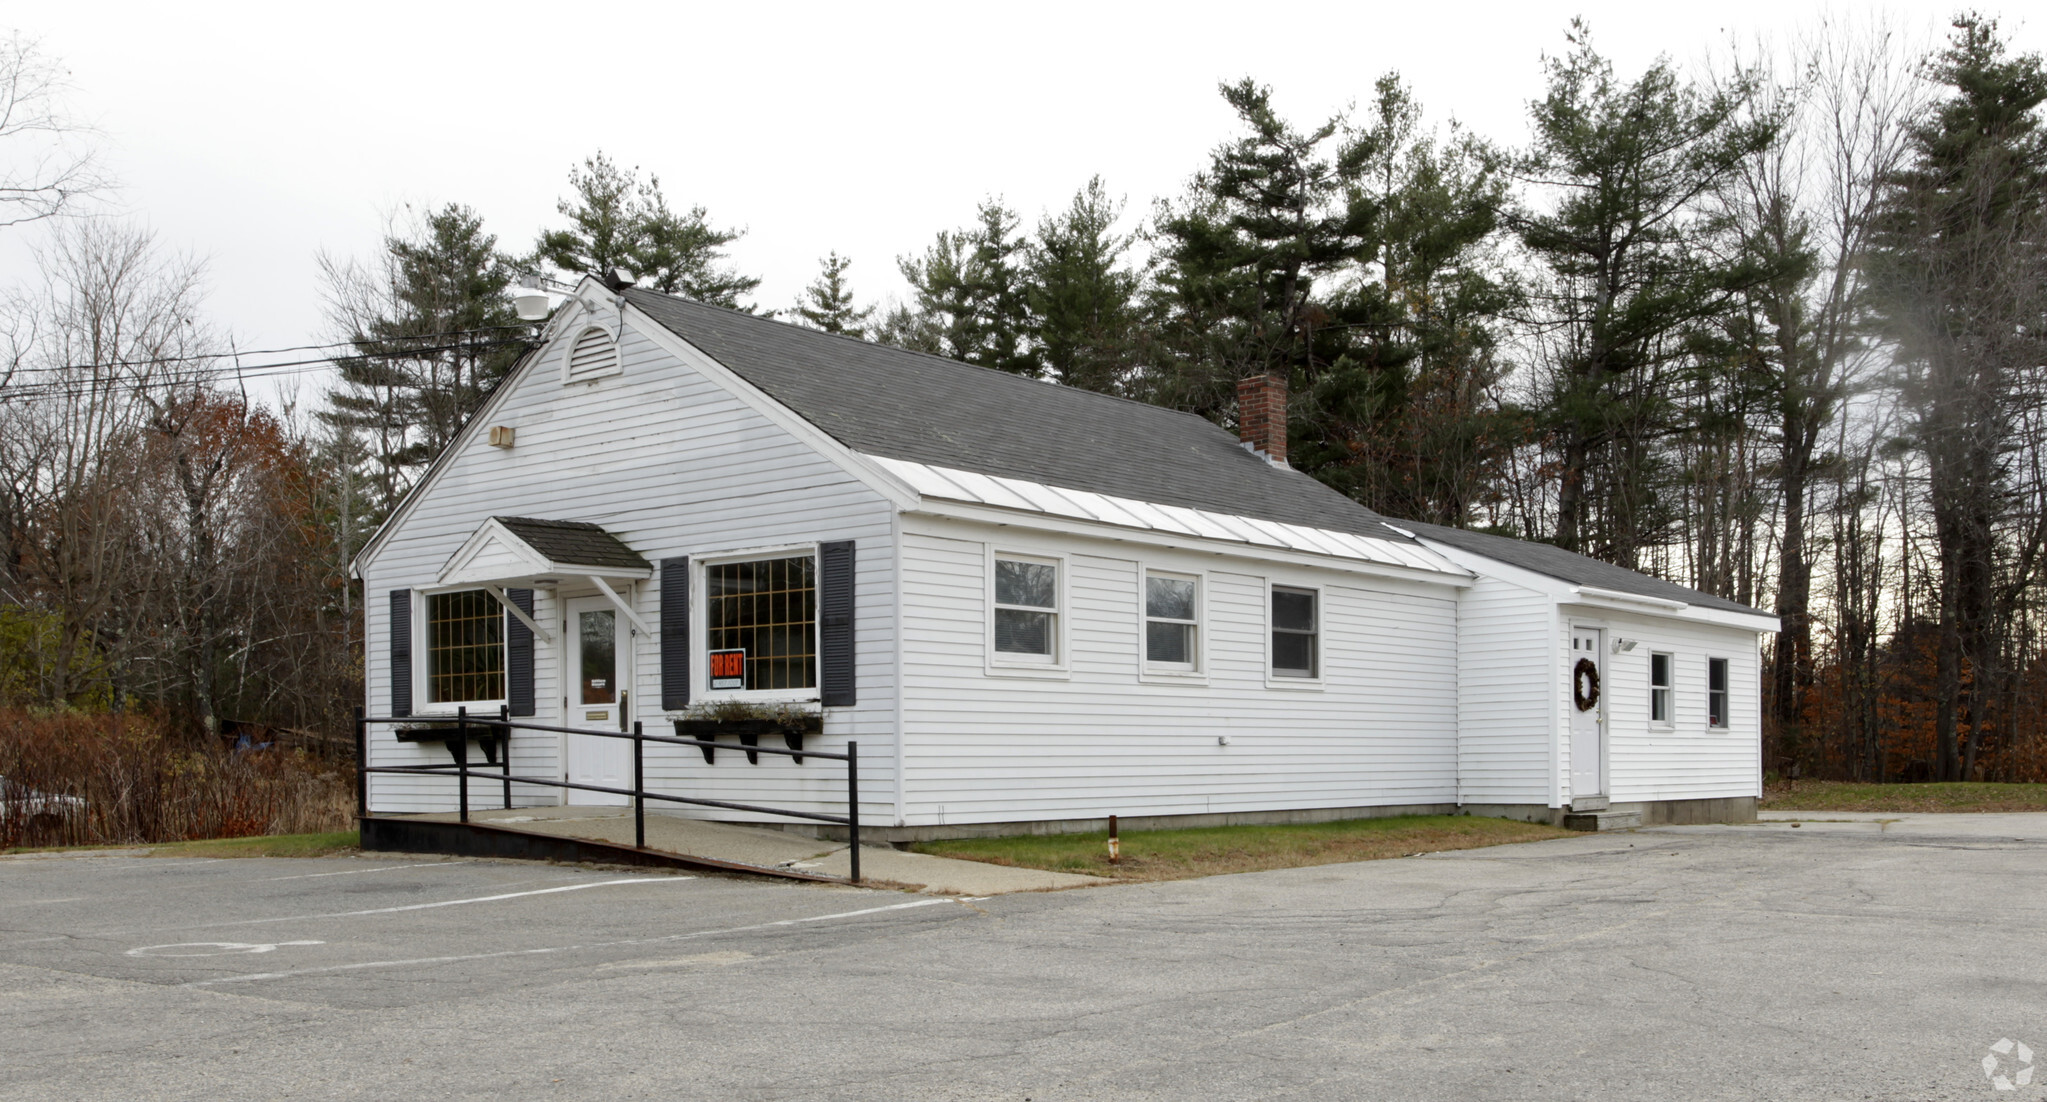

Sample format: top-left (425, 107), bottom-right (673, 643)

top-left (672, 715), bottom-right (822, 765)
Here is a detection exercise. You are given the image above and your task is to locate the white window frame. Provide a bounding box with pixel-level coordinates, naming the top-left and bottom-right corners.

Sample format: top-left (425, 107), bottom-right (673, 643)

top-left (695, 542), bottom-right (822, 705)
top-left (1138, 566), bottom-right (1206, 682)
top-left (1265, 581), bottom-right (1323, 688)
top-left (412, 584), bottom-right (510, 716)
top-left (986, 548), bottom-right (1068, 677)
top-left (1707, 656), bottom-right (1730, 730)
top-left (1649, 650), bottom-right (1675, 727)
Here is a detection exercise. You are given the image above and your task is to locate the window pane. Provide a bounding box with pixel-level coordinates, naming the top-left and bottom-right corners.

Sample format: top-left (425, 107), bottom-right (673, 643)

top-left (1651, 653), bottom-right (1672, 688)
top-left (706, 556), bottom-right (817, 691)
top-left (1147, 620), bottom-right (1193, 665)
top-left (1146, 575), bottom-right (1196, 620)
top-left (1273, 588), bottom-right (1315, 631)
top-left (1709, 658), bottom-right (1727, 692)
top-left (1273, 630), bottom-right (1315, 675)
top-left (995, 560), bottom-right (1057, 609)
top-left (427, 589), bottom-right (504, 703)
top-left (995, 608), bottom-right (1053, 655)
top-left (579, 609), bottom-right (615, 705)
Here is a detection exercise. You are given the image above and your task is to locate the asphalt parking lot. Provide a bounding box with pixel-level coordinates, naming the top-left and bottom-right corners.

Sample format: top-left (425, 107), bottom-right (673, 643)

top-left (4, 813), bottom-right (2046, 1101)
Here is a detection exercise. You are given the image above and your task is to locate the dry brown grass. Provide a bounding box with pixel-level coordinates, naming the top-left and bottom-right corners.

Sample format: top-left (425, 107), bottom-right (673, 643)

top-left (1762, 779), bottom-right (2047, 814)
top-left (0, 710), bottom-right (353, 849)
top-left (914, 814), bottom-right (1574, 882)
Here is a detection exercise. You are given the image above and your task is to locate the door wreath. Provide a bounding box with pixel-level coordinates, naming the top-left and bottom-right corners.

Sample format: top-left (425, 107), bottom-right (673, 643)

top-left (1573, 658), bottom-right (1601, 712)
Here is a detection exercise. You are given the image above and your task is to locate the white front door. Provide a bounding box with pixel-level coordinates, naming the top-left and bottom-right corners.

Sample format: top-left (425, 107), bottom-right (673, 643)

top-left (565, 596), bottom-right (631, 806)
top-left (1569, 626), bottom-right (1605, 803)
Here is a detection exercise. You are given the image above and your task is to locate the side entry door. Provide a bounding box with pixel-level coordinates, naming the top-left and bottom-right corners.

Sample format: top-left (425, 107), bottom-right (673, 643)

top-left (1569, 626), bottom-right (1605, 804)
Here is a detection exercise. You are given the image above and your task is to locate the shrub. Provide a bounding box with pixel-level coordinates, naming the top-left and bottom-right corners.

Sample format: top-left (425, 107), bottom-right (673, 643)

top-left (0, 710), bottom-right (351, 849)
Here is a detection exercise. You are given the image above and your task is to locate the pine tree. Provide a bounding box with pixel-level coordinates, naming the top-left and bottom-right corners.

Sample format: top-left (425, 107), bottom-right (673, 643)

top-left (888, 199), bottom-right (1039, 376)
top-left (792, 252), bottom-right (872, 337)
top-left (1028, 177), bottom-right (1140, 395)
top-left (1303, 75), bottom-right (1520, 525)
top-left (533, 152), bottom-right (760, 309)
top-left (1508, 22), bottom-right (1782, 563)
top-left (1866, 16), bottom-right (2047, 780)
top-left (320, 203), bottom-right (522, 514)
top-left (1146, 79), bottom-right (1377, 421)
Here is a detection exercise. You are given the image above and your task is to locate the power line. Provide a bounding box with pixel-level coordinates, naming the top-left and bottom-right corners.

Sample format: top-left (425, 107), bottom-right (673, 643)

top-left (1, 324), bottom-right (539, 377)
top-left (0, 337), bottom-right (534, 402)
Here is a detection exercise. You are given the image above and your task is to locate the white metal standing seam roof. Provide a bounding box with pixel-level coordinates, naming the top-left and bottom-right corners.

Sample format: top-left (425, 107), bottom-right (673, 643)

top-left (869, 456), bottom-right (1469, 578)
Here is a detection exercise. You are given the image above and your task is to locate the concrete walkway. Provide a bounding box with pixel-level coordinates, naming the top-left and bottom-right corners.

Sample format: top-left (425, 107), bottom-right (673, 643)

top-left (409, 806), bottom-right (1112, 896)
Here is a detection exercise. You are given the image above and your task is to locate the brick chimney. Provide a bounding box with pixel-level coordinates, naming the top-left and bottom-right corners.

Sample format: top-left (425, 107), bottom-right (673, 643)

top-left (1237, 373), bottom-right (1288, 464)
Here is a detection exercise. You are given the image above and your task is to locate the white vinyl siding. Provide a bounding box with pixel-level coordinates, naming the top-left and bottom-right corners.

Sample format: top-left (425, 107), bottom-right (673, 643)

top-left (1452, 574), bottom-right (1557, 806)
top-left (361, 309), bottom-right (897, 819)
top-left (898, 515), bottom-right (1460, 827)
top-left (1594, 613), bottom-right (1763, 804)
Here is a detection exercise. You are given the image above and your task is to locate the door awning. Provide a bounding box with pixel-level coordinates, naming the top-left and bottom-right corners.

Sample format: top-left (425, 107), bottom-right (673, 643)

top-left (437, 516), bottom-right (653, 589)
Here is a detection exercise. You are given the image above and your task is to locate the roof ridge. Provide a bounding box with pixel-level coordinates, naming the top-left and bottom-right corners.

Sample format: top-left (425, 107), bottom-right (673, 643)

top-left (622, 287), bottom-right (1229, 431)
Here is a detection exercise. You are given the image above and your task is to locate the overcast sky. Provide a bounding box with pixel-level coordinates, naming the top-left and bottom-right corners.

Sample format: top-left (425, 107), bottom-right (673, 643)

top-left (2, 0), bottom-right (2036, 400)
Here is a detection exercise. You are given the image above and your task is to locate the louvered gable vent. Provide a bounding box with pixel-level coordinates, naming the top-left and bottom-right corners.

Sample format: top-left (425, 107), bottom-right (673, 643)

top-left (563, 326), bottom-right (621, 383)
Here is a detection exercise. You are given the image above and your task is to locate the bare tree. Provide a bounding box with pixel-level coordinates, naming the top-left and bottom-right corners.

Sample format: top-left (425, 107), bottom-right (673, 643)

top-left (0, 34), bottom-right (109, 229)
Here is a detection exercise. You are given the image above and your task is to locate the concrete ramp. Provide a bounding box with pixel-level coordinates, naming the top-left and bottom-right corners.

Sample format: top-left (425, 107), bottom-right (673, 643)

top-left (363, 807), bottom-right (1111, 895)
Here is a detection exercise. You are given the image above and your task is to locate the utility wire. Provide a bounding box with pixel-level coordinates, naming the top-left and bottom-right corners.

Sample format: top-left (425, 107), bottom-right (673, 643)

top-left (1, 324), bottom-right (539, 377)
top-left (0, 337), bottom-right (534, 402)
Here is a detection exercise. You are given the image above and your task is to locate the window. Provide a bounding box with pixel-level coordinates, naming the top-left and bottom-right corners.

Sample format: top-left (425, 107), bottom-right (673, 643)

top-left (993, 556), bottom-right (1059, 663)
top-left (1271, 586), bottom-right (1318, 678)
top-left (426, 589), bottom-right (504, 704)
top-left (1650, 651), bottom-right (1674, 724)
top-left (1708, 657), bottom-right (1729, 729)
top-left (1145, 572), bottom-right (1199, 671)
top-left (706, 555), bottom-right (816, 691)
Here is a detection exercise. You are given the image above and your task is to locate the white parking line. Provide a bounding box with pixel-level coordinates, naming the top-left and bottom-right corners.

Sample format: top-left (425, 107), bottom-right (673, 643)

top-left (189, 896), bottom-right (968, 987)
top-left (93, 876), bottom-right (696, 939)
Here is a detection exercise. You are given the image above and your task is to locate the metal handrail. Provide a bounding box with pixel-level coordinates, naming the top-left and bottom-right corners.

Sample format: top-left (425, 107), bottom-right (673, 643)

top-left (354, 707), bottom-right (861, 882)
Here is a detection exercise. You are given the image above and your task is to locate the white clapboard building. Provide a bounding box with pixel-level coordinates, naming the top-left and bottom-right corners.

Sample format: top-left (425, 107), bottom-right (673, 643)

top-left (352, 274), bottom-right (1778, 836)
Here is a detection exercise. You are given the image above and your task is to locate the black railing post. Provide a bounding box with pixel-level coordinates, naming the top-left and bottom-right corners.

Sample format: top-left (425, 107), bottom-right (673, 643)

top-left (633, 720), bottom-right (645, 850)
top-left (354, 706), bottom-right (367, 819)
top-left (456, 706), bottom-right (470, 823)
top-left (500, 704), bottom-right (513, 810)
top-left (847, 740), bottom-right (860, 883)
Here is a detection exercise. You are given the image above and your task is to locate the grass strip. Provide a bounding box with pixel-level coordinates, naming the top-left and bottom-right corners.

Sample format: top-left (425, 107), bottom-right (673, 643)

top-left (1762, 781), bottom-right (2047, 814)
top-left (913, 814), bottom-right (1572, 882)
top-left (4, 830), bottom-right (360, 859)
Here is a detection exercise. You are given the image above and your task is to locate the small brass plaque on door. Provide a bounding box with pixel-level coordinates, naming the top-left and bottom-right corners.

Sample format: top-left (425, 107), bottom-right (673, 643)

top-left (585, 710), bottom-right (607, 722)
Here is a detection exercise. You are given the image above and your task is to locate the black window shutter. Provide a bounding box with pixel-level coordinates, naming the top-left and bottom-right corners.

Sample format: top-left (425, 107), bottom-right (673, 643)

top-left (389, 589), bottom-right (412, 717)
top-left (660, 557), bottom-right (690, 710)
top-left (506, 588), bottom-right (536, 716)
top-left (820, 540), bottom-right (856, 707)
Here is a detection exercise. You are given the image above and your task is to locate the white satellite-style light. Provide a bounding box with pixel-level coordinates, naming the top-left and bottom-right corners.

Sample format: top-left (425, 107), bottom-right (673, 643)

top-left (1612, 638), bottom-right (1639, 654)
top-left (512, 273), bottom-right (552, 322)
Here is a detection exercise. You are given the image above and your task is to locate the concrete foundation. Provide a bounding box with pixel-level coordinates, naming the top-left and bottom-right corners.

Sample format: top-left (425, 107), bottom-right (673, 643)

top-left (770, 802), bottom-right (1465, 844)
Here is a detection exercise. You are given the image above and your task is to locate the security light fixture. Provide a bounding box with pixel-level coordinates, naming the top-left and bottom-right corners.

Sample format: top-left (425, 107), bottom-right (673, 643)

top-left (512, 273), bottom-right (552, 322)
top-left (1612, 638), bottom-right (1639, 654)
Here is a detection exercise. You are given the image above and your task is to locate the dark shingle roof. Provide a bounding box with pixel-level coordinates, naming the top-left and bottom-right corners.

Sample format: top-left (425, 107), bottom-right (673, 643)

top-left (1399, 520), bottom-right (1768, 617)
top-left (625, 289), bottom-right (1414, 542)
top-left (495, 517), bottom-right (651, 572)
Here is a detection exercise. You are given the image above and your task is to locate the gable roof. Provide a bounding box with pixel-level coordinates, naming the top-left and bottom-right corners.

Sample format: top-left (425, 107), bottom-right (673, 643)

top-left (624, 289), bottom-right (1417, 544)
top-left (1399, 520), bottom-right (1766, 617)
top-left (493, 517), bottom-right (651, 572)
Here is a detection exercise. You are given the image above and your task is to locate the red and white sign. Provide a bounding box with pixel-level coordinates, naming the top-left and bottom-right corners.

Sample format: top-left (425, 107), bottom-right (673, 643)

top-left (709, 649), bottom-right (746, 690)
